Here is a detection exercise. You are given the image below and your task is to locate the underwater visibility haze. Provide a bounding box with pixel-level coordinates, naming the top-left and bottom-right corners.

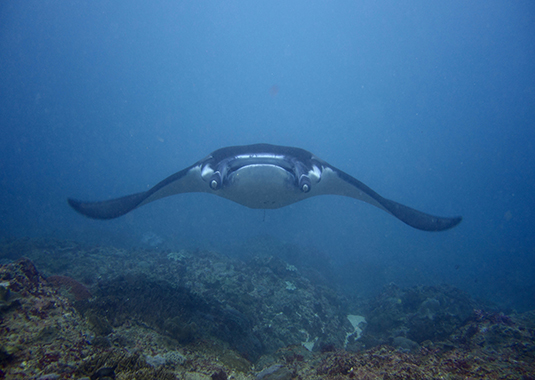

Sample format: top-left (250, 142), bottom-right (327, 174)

top-left (0, 1), bottom-right (535, 378)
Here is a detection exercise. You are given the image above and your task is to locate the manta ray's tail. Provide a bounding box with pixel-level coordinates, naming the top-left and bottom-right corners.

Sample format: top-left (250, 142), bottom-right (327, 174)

top-left (67, 192), bottom-right (149, 220)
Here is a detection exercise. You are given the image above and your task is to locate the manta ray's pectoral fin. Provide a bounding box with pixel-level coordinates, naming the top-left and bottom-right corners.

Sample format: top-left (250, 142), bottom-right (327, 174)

top-left (68, 165), bottom-right (207, 220)
top-left (377, 198), bottom-right (462, 231)
top-left (68, 192), bottom-right (148, 220)
top-left (316, 166), bottom-right (462, 231)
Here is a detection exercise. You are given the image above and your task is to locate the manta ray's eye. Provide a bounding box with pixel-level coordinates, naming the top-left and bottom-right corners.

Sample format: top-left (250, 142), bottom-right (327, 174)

top-left (210, 172), bottom-right (222, 190)
top-left (299, 175), bottom-right (311, 193)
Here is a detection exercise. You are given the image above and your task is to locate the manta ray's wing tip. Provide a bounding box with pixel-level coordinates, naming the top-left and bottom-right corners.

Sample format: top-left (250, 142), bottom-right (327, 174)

top-left (431, 215), bottom-right (462, 231)
top-left (67, 197), bottom-right (83, 212)
top-left (451, 215), bottom-right (463, 227)
top-left (67, 197), bottom-right (104, 219)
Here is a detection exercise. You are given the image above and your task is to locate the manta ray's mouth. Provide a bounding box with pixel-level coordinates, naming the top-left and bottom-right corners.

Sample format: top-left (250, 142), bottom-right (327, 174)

top-left (225, 155), bottom-right (295, 176)
top-left (203, 155), bottom-right (297, 192)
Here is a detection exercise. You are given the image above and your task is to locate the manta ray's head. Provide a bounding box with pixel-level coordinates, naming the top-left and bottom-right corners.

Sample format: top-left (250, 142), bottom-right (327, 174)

top-left (199, 152), bottom-right (322, 209)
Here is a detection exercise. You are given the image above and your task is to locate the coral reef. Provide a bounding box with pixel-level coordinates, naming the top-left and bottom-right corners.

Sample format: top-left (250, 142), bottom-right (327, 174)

top-left (46, 275), bottom-right (92, 301)
top-left (0, 239), bottom-right (353, 359)
top-left (315, 343), bottom-right (535, 379)
top-left (356, 283), bottom-right (476, 351)
top-left (0, 258), bottom-right (95, 378)
top-left (0, 239), bottom-right (534, 379)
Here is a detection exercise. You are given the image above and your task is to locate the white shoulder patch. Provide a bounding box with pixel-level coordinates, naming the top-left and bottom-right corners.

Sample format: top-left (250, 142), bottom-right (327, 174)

top-left (200, 164), bottom-right (213, 179)
top-left (309, 165), bottom-right (322, 181)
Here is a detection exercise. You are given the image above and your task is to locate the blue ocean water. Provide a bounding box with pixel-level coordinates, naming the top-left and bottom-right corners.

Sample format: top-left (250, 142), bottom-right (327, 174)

top-left (0, 1), bottom-right (533, 310)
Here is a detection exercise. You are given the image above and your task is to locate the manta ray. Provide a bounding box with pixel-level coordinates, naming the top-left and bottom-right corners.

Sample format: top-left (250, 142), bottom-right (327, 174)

top-left (68, 143), bottom-right (461, 231)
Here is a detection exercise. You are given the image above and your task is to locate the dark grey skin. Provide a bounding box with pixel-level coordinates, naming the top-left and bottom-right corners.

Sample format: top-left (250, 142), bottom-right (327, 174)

top-left (68, 143), bottom-right (462, 231)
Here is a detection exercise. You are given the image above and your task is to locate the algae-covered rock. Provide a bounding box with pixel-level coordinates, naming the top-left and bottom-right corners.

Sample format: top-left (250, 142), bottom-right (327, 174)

top-left (163, 317), bottom-right (197, 344)
top-left (256, 364), bottom-right (292, 380)
top-left (0, 345), bottom-right (13, 366)
top-left (86, 311), bottom-right (113, 336)
top-left (361, 283), bottom-right (477, 347)
top-left (0, 258), bottom-right (96, 378)
top-left (0, 281), bottom-right (9, 301)
top-left (36, 326), bottom-right (59, 343)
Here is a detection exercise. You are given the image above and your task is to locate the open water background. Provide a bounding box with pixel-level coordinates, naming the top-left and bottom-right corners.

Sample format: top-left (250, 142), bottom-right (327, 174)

top-left (1, 1), bottom-right (534, 310)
